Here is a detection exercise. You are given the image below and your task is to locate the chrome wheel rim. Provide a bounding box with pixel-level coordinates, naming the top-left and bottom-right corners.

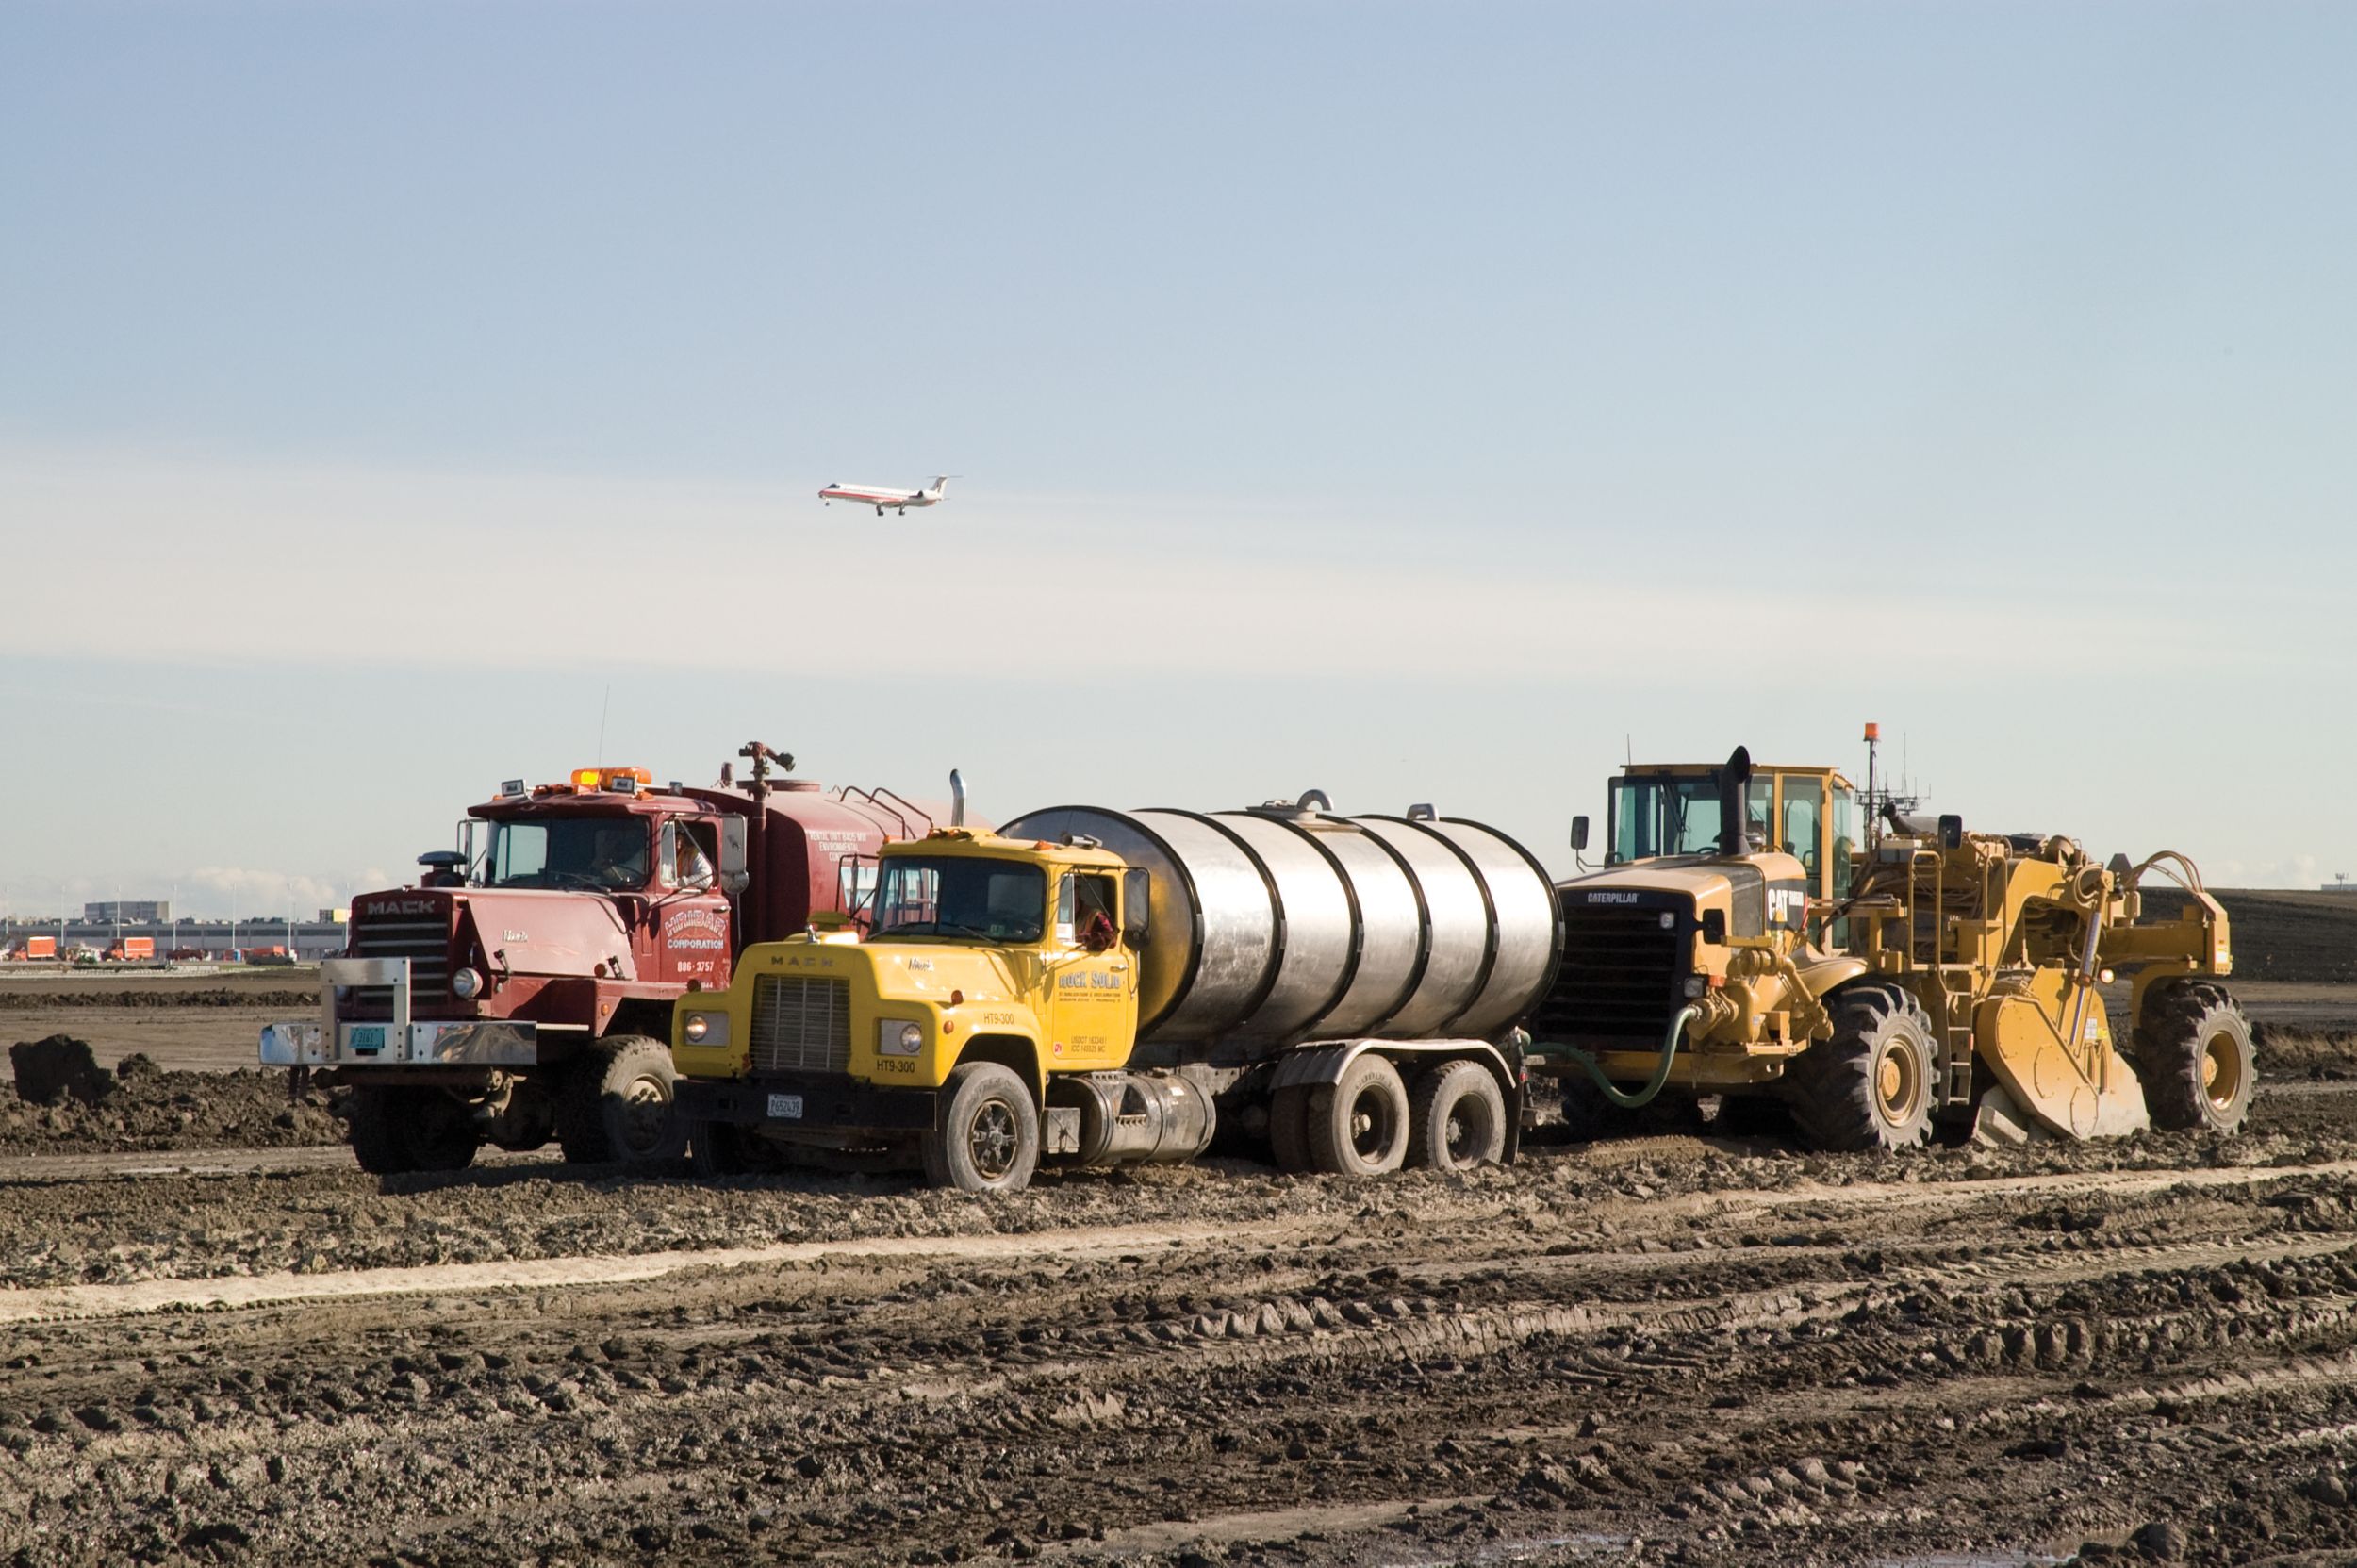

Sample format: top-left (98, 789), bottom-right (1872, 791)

top-left (968, 1098), bottom-right (1018, 1180)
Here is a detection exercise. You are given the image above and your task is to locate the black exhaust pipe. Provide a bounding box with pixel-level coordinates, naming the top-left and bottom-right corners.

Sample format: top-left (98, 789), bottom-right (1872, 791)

top-left (1717, 746), bottom-right (1753, 859)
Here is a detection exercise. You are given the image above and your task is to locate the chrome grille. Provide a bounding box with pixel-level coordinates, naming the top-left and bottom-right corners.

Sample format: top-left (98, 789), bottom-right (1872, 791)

top-left (352, 916), bottom-right (450, 1009)
top-left (750, 976), bottom-right (852, 1075)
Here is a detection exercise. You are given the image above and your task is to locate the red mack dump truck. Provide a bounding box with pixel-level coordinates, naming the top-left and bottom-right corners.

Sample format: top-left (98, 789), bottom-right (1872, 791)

top-left (261, 744), bottom-right (966, 1174)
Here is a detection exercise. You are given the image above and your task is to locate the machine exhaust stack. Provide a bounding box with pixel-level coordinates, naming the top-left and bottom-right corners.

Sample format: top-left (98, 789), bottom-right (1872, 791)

top-left (950, 769), bottom-right (966, 827)
top-left (1716, 746), bottom-right (1753, 859)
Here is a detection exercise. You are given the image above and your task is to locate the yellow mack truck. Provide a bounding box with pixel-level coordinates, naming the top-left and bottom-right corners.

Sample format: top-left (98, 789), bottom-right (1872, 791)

top-left (671, 791), bottom-right (1564, 1191)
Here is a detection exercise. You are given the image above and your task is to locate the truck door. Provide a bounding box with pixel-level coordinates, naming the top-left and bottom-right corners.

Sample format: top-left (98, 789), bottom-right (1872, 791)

top-left (1045, 870), bottom-right (1137, 1071)
top-left (651, 818), bottom-right (734, 989)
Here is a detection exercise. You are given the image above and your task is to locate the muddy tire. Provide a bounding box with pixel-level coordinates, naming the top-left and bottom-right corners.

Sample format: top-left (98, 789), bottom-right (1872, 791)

top-left (1267, 1084), bottom-right (1314, 1174)
top-left (556, 1036), bottom-right (686, 1168)
top-left (1305, 1054), bottom-right (1409, 1177)
top-left (688, 1119), bottom-right (785, 1178)
top-left (1786, 985), bottom-right (1935, 1152)
top-left (921, 1062), bottom-right (1039, 1193)
top-left (348, 1084), bottom-right (481, 1175)
top-left (1407, 1061), bottom-right (1508, 1170)
top-left (2136, 981), bottom-right (2255, 1134)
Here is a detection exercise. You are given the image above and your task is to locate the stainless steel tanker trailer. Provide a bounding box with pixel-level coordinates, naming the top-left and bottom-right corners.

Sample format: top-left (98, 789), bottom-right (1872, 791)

top-left (669, 791), bottom-right (1565, 1190)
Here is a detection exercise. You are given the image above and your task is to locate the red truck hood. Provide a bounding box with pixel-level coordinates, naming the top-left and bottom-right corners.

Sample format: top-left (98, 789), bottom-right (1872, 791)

top-left (352, 888), bottom-right (634, 979)
top-left (456, 889), bottom-right (635, 977)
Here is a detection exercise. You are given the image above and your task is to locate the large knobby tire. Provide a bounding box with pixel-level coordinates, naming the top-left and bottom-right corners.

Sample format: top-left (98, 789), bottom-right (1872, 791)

top-left (1407, 1060), bottom-right (1508, 1171)
top-left (2136, 981), bottom-right (2255, 1134)
top-left (556, 1035), bottom-right (688, 1168)
top-left (922, 1062), bottom-right (1040, 1193)
top-left (1785, 985), bottom-right (1936, 1152)
top-left (347, 1084), bottom-right (481, 1175)
top-left (1267, 1084), bottom-right (1314, 1174)
top-left (1304, 1054), bottom-right (1410, 1177)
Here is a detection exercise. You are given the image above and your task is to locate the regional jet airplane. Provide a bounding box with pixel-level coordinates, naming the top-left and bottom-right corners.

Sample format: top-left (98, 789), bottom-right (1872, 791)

top-left (818, 476), bottom-right (952, 516)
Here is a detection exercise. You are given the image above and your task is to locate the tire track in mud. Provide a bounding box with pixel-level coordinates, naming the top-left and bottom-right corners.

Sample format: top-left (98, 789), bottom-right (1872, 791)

top-left (9, 1089), bottom-right (2357, 1565)
top-left (13, 1164), bottom-right (2357, 1567)
top-left (0, 1217), bottom-right (1314, 1325)
top-left (11, 1150), bottom-right (2356, 1324)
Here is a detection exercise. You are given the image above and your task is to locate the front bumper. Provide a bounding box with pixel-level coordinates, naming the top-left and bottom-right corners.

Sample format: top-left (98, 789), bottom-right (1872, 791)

top-left (675, 1075), bottom-right (937, 1136)
top-left (258, 955), bottom-right (537, 1067)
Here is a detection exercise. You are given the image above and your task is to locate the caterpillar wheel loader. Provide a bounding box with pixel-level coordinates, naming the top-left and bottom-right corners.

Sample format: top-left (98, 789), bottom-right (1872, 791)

top-left (1524, 735), bottom-right (2251, 1150)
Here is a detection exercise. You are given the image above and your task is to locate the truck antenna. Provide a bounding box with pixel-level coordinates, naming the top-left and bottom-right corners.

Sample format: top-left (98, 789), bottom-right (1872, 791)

top-left (596, 684), bottom-right (611, 765)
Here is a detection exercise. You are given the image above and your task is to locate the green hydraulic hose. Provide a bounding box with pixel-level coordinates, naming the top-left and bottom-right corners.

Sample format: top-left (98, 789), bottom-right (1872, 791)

top-left (1551, 1003), bottom-right (1700, 1110)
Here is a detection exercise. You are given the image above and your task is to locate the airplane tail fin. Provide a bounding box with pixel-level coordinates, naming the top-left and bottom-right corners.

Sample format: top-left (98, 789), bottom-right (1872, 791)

top-left (930, 476), bottom-right (950, 496)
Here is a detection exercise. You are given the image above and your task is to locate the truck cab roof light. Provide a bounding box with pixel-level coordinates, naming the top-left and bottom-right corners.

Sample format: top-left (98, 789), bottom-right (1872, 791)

top-left (569, 766), bottom-right (652, 794)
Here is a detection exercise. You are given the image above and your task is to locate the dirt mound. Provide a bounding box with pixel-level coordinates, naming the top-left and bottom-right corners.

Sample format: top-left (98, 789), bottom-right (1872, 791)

top-left (0, 1048), bottom-right (342, 1154)
top-left (7, 1035), bottom-right (112, 1106)
top-left (0, 987), bottom-right (314, 1011)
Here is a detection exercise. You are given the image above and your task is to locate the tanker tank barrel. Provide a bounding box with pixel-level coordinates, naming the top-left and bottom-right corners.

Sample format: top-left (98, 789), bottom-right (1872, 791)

top-left (1000, 798), bottom-right (1562, 1049)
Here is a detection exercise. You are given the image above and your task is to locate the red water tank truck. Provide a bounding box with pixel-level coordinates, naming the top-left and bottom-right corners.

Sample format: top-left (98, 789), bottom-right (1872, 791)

top-left (263, 743), bottom-right (971, 1174)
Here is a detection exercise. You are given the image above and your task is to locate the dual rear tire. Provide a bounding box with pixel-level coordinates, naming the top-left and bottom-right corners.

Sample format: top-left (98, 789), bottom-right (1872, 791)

top-left (1269, 1055), bottom-right (1508, 1177)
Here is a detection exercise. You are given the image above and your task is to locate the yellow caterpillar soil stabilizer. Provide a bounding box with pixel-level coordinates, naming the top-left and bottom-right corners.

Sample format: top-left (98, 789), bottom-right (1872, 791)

top-left (1846, 830), bottom-right (2241, 1145)
top-left (1526, 737), bottom-right (2251, 1152)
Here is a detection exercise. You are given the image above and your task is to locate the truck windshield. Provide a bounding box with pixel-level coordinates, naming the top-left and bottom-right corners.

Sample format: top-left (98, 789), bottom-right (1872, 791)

top-left (485, 817), bottom-right (651, 891)
top-left (872, 856), bottom-right (1047, 943)
top-left (1608, 775), bottom-right (1729, 862)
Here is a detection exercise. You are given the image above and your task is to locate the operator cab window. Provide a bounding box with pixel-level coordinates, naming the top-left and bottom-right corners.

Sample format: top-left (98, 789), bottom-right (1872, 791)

top-left (487, 818), bottom-right (651, 891)
top-left (1609, 775), bottom-right (1726, 862)
top-left (873, 857), bottom-right (1046, 943)
top-left (662, 821), bottom-right (717, 890)
top-left (1829, 786), bottom-right (1858, 900)
top-left (1782, 776), bottom-right (1824, 876)
top-left (1056, 873), bottom-right (1120, 949)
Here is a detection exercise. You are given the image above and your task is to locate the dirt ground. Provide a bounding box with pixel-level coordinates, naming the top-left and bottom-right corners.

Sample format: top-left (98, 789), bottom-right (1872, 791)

top-left (6, 980), bottom-right (2357, 1566)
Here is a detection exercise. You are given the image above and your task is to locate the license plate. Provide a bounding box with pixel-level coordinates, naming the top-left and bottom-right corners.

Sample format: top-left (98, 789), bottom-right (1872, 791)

top-left (766, 1094), bottom-right (803, 1121)
top-left (349, 1025), bottom-right (386, 1053)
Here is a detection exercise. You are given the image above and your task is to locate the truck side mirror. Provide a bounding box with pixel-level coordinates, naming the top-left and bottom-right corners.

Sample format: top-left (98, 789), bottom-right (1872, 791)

top-left (1571, 816), bottom-right (1590, 852)
top-left (1700, 909), bottom-right (1726, 944)
top-left (1121, 869), bottom-right (1151, 946)
top-left (718, 818), bottom-right (750, 895)
top-left (1937, 814), bottom-right (1963, 850)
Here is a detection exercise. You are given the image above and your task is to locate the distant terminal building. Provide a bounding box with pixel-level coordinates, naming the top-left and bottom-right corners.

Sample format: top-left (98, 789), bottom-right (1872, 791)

top-left (2327, 876), bottom-right (2357, 894)
top-left (86, 900), bottom-right (170, 923)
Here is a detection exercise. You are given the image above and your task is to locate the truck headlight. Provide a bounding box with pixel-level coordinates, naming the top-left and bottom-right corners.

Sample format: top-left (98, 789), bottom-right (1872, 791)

top-left (1683, 975), bottom-right (1707, 999)
top-left (879, 1019), bottom-right (924, 1056)
top-left (682, 1012), bottom-right (727, 1048)
top-left (451, 966), bottom-right (484, 999)
top-left (1658, 912), bottom-right (1675, 931)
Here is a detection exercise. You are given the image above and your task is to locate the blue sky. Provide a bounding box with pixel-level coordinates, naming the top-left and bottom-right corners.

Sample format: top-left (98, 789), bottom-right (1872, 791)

top-left (2, 2), bottom-right (2350, 916)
